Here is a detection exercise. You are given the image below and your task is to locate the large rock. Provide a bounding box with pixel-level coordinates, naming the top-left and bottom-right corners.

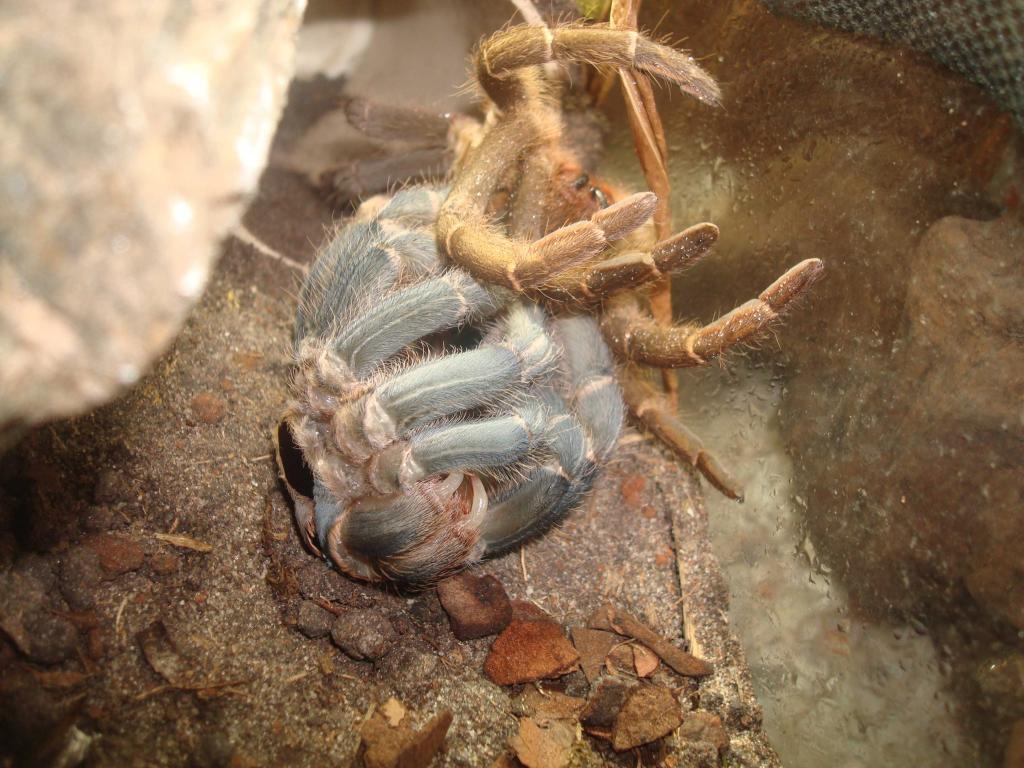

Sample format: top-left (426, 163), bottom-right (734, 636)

top-left (0, 0), bottom-right (305, 443)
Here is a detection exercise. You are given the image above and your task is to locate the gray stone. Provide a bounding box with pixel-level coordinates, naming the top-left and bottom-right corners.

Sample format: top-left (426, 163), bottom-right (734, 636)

top-left (330, 609), bottom-right (397, 662)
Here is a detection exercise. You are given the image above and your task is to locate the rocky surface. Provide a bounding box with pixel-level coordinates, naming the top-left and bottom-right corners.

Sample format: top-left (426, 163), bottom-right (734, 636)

top-left (0, 0), bottom-right (304, 444)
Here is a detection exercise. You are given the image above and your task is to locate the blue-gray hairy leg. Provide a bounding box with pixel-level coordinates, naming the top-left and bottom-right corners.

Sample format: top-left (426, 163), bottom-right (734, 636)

top-left (480, 315), bottom-right (624, 555)
top-left (295, 185), bottom-right (452, 342)
top-left (367, 402), bottom-right (548, 493)
top-left (330, 272), bottom-right (501, 378)
top-left (336, 301), bottom-right (560, 451)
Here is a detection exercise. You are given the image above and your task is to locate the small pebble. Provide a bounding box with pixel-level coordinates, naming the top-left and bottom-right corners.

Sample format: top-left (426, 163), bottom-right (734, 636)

top-left (60, 547), bottom-right (102, 610)
top-left (86, 534), bottom-right (144, 576)
top-left (22, 611), bottom-right (78, 665)
top-left (436, 572), bottom-right (512, 640)
top-left (296, 601), bottom-right (334, 639)
top-left (330, 609), bottom-right (396, 661)
top-left (83, 506), bottom-right (117, 533)
top-left (148, 550), bottom-right (180, 576)
top-left (93, 470), bottom-right (131, 505)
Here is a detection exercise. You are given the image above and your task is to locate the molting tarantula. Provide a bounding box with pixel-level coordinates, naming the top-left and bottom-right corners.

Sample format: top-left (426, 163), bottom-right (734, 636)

top-left (276, 23), bottom-right (823, 583)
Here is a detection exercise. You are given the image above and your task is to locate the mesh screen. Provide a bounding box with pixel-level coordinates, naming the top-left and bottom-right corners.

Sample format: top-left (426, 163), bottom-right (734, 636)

top-left (761, 0), bottom-right (1024, 123)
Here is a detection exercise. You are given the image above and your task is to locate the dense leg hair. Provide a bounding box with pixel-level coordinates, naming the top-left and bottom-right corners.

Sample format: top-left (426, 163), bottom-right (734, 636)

top-left (296, 186), bottom-right (449, 340)
top-left (620, 371), bottom-right (742, 500)
top-left (330, 472), bottom-right (488, 583)
top-left (481, 314), bottom-right (623, 554)
top-left (330, 273), bottom-right (499, 378)
top-left (319, 99), bottom-right (462, 205)
top-left (298, 301), bottom-right (565, 582)
top-left (438, 111), bottom-right (659, 290)
top-left (601, 258), bottom-right (825, 368)
top-left (344, 97), bottom-right (453, 144)
top-left (475, 24), bottom-right (721, 110)
top-left (539, 222), bottom-right (719, 305)
top-left (329, 301), bottom-right (559, 461)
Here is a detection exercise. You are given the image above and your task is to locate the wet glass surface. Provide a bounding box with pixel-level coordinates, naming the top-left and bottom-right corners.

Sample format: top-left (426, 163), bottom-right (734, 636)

top-left (595, 2), bottom-right (1022, 765)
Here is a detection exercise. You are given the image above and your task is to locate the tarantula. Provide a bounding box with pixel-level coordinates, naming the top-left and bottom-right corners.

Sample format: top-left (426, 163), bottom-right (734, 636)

top-left (276, 23), bottom-right (823, 582)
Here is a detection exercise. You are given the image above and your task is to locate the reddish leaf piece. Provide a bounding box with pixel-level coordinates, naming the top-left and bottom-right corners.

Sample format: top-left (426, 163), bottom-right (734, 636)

top-left (484, 620), bottom-right (580, 686)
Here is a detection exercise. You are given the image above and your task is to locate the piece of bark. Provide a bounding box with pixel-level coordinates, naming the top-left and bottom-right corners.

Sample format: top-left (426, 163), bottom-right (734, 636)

top-left (484, 620), bottom-right (579, 686)
top-left (633, 644), bottom-right (660, 677)
top-left (588, 603), bottom-right (712, 677)
top-left (678, 710), bottom-right (730, 753)
top-left (518, 687), bottom-right (586, 721)
top-left (510, 600), bottom-right (553, 623)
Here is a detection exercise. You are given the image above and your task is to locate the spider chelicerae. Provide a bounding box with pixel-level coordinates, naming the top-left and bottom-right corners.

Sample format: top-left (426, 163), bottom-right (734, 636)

top-left (276, 22), bottom-right (823, 583)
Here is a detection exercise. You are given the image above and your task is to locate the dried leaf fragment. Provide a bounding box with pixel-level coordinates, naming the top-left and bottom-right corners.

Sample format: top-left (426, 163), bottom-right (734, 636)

top-left (633, 643), bottom-right (659, 677)
top-left (570, 626), bottom-right (618, 683)
top-left (359, 703), bottom-right (453, 768)
top-left (509, 717), bottom-right (576, 768)
top-left (612, 684), bottom-right (683, 751)
top-left (138, 620), bottom-right (193, 686)
top-left (484, 620), bottom-right (579, 686)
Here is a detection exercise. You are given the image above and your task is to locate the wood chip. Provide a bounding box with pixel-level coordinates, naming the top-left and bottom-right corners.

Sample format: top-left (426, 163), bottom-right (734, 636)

top-left (588, 603), bottom-right (712, 677)
top-left (153, 533), bottom-right (213, 552)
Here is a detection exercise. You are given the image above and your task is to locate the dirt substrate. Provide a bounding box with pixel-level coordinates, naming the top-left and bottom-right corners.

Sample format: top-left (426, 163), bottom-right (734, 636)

top-left (0, 94), bottom-right (778, 768)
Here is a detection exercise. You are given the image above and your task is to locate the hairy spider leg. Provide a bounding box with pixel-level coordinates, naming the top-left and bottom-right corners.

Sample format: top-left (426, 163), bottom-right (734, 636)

top-left (539, 222), bottom-right (719, 305)
top-left (438, 113), bottom-right (659, 290)
top-left (309, 303), bottom-right (562, 582)
top-left (601, 258), bottom-right (825, 368)
top-left (296, 186), bottom-right (450, 340)
top-left (329, 402), bottom-right (550, 583)
top-left (620, 371), bottom-right (743, 501)
top-left (330, 302), bottom-right (560, 463)
top-left (480, 314), bottom-right (624, 554)
top-left (474, 24), bottom-right (721, 111)
top-left (330, 273), bottom-right (500, 378)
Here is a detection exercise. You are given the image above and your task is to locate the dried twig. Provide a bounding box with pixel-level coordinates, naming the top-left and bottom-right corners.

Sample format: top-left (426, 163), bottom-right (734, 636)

top-left (153, 533), bottom-right (213, 553)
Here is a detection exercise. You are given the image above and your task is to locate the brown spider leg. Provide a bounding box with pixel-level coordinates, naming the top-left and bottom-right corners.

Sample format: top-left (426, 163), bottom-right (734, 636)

top-left (621, 370), bottom-right (743, 500)
top-left (475, 24), bottom-right (721, 111)
top-left (601, 259), bottom-right (825, 368)
top-left (537, 222), bottom-right (718, 305)
top-left (437, 113), bottom-right (659, 290)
